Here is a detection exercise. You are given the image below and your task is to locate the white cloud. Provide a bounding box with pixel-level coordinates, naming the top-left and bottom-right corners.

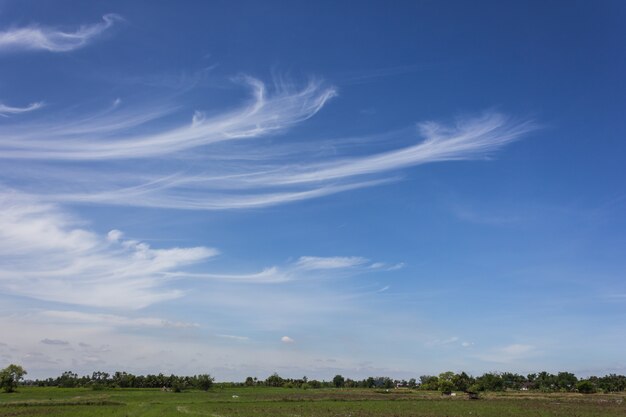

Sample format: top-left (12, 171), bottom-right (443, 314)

top-left (0, 73), bottom-right (535, 211)
top-left (295, 256), bottom-right (369, 270)
top-left (0, 189), bottom-right (394, 311)
top-left (175, 255), bottom-right (384, 284)
top-left (367, 262), bottom-right (405, 272)
top-left (249, 113), bottom-right (535, 187)
top-left (0, 190), bottom-right (218, 309)
top-left (171, 267), bottom-right (290, 284)
top-left (0, 14), bottom-right (121, 53)
top-left (386, 262), bottom-right (405, 271)
top-left (216, 334), bottom-right (250, 341)
top-left (40, 338), bottom-right (69, 346)
top-left (106, 229), bottom-right (124, 242)
top-left (0, 78), bottom-right (335, 160)
top-left (426, 336), bottom-right (466, 347)
top-left (41, 310), bottom-right (198, 329)
top-left (475, 343), bottom-right (538, 363)
top-left (500, 343), bottom-right (535, 355)
top-left (281, 336), bottom-right (295, 344)
top-left (0, 101), bottom-right (43, 116)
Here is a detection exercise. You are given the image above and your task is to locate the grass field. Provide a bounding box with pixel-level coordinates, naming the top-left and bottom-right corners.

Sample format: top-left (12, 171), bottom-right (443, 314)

top-left (1, 387), bottom-right (625, 417)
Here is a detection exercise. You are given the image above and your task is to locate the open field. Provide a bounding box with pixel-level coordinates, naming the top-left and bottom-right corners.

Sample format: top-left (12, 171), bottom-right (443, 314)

top-left (1, 387), bottom-right (625, 417)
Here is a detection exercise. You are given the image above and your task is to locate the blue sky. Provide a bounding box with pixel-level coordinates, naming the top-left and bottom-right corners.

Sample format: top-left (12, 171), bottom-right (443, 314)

top-left (0, 0), bottom-right (624, 380)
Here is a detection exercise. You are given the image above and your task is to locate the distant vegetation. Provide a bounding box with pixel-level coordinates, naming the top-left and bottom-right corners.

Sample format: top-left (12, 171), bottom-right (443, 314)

top-left (3, 364), bottom-right (625, 394)
top-left (13, 368), bottom-right (214, 393)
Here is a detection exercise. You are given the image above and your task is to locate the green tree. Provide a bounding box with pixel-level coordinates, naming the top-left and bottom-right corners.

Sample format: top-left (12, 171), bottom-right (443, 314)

top-left (534, 371), bottom-right (556, 391)
top-left (57, 371), bottom-right (78, 388)
top-left (0, 364), bottom-right (27, 393)
top-left (501, 372), bottom-right (526, 390)
top-left (265, 373), bottom-right (284, 387)
top-left (113, 371), bottom-right (135, 388)
top-left (419, 375), bottom-right (439, 390)
top-left (452, 372), bottom-right (474, 392)
top-left (438, 371), bottom-right (455, 382)
top-left (308, 379), bottom-right (322, 388)
top-left (598, 374), bottom-right (626, 393)
top-left (477, 373), bottom-right (504, 392)
top-left (556, 372), bottom-right (578, 392)
top-left (576, 380), bottom-right (597, 394)
top-left (468, 383), bottom-right (483, 393)
top-left (171, 377), bottom-right (186, 393)
top-left (333, 374), bottom-right (345, 388)
top-left (439, 379), bottom-right (455, 394)
top-left (196, 374), bottom-right (214, 391)
top-left (438, 372), bottom-right (455, 394)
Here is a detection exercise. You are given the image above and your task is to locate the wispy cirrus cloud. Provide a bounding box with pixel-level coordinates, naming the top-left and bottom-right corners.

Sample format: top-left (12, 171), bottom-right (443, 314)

top-left (0, 77), bottom-right (336, 160)
top-left (168, 255), bottom-right (385, 284)
top-left (296, 256), bottom-right (368, 270)
top-left (216, 334), bottom-right (250, 341)
top-left (0, 76), bottom-right (537, 211)
top-left (0, 101), bottom-right (43, 117)
top-left (41, 310), bottom-right (198, 329)
top-left (40, 338), bottom-right (69, 346)
top-left (0, 14), bottom-right (122, 53)
top-left (248, 112), bottom-right (536, 186)
top-left (474, 343), bottom-right (539, 364)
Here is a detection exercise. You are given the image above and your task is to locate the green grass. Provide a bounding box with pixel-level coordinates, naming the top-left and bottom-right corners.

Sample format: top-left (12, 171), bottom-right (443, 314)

top-left (1, 387), bottom-right (625, 416)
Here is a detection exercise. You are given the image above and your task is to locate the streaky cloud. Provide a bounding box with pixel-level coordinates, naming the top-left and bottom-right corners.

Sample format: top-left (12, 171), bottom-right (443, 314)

top-left (0, 75), bottom-right (536, 211)
top-left (248, 112), bottom-right (536, 186)
top-left (0, 78), bottom-right (336, 160)
top-left (0, 101), bottom-right (43, 117)
top-left (41, 310), bottom-right (198, 329)
top-left (170, 267), bottom-right (290, 284)
top-left (296, 256), bottom-right (369, 270)
top-left (473, 344), bottom-right (538, 364)
top-left (48, 178), bottom-right (395, 210)
top-left (171, 254), bottom-right (385, 284)
top-left (216, 334), bottom-right (250, 341)
top-left (0, 14), bottom-right (122, 53)
top-left (40, 338), bottom-right (69, 346)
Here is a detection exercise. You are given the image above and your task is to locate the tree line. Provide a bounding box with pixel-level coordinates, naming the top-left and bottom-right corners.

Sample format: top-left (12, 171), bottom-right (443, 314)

top-left (411, 371), bottom-right (626, 394)
top-left (5, 367), bottom-right (214, 392)
top-left (2, 364), bottom-right (626, 394)
top-left (259, 371), bottom-right (626, 394)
